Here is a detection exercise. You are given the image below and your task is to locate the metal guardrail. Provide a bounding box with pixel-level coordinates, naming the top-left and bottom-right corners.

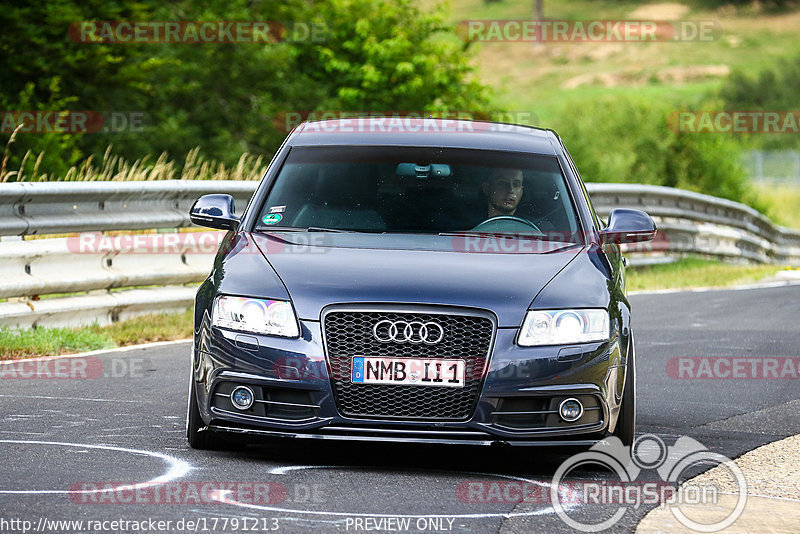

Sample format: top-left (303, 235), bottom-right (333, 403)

top-left (0, 180), bottom-right (798, 328)
top-left (0, 180), bottom-right (256, 328)
top-left (0, 235), bottom-right (215, 299)
top-left (587, 183), bottom-right (800, 265)
top-left (0, 180), bottom-right (256, 236)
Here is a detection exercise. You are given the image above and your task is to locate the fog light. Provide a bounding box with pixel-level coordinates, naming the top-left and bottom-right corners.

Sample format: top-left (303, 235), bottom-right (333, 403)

top-left (230, 385), bottom-right (254, 410)
top-left (558, 398), bottom-right (583, 422)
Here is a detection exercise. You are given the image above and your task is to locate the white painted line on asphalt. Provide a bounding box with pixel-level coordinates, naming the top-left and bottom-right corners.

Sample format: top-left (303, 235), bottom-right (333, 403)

top-left (628, 279), bottom-right (800, 296)
top-left (775, 270), bottom-right (800, 281)
top-left (0, 339), bottom-right (192, 365)
top-left (218, 465), bottom-right (572, 519)
top-left (0, 394), bottom-right (139, 403)
top-left (0, 440), bottom-right (193, 495)
top-left (268, 464), bottom-right (339, 475)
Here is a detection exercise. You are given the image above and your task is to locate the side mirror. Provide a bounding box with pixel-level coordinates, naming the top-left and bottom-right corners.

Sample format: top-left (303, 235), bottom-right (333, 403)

top-left (599, 208), bottom-right (656, 244)
top-left (189, 194), bottom-right (240, 230)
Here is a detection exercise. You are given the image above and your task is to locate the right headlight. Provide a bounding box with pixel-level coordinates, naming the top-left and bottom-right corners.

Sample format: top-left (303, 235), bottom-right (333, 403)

top-left (518, 309), bottom-right (609, 346)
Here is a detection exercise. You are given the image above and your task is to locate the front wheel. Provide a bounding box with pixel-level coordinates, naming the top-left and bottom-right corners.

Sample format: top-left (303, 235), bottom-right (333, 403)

top-left (613, 333), bottom-right (636, 447)
top-left (186, 373), bottom-right (224, 450)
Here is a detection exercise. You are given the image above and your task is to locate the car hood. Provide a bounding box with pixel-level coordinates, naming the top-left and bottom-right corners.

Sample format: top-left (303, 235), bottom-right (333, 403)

top-left (250, 232), bottom-right (582, 327)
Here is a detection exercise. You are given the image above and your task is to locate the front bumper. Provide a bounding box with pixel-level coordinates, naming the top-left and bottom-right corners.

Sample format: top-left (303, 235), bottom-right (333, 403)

top-left (193, 314), bottom-right (625, 446)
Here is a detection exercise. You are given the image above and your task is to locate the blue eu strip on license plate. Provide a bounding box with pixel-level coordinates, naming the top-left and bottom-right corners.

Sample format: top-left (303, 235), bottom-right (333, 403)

top-left (352, 356), bottom-right (365, 383)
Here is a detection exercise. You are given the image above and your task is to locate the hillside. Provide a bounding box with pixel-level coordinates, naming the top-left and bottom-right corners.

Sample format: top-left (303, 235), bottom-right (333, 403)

top-left (423, 1), bottom-right (800, 124)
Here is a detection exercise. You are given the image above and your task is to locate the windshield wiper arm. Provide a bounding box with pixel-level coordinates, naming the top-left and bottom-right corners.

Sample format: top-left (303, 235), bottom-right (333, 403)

top-left (307, 226), bottom-right (354, 233)
top-left (438, 231), bottom-right (545, 239)
top-left (254, 225), bottom-right (355, 233)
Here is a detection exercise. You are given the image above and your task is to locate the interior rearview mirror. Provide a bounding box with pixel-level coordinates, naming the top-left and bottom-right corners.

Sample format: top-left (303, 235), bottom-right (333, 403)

top-left (396, 163), bottom-right (451, 178)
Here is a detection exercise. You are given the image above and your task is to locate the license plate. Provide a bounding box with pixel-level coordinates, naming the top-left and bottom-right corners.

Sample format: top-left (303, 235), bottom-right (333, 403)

top-left (351, 356), bottom-right (465, 387)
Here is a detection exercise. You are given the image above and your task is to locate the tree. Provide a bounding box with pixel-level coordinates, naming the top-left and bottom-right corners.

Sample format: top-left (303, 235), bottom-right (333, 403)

top-left (0, 0), bottom-right (156, 178)
top-left (1, 0), bottom-right (494, 180)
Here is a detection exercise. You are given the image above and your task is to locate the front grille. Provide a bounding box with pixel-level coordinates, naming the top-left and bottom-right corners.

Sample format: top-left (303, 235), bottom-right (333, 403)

top-left (324, 309), bottom-right (494, 420)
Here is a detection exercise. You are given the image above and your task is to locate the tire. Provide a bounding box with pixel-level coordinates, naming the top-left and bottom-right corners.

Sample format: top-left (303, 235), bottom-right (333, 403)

top-left (613, 332), bottom-right (636, 447)
top-left (186, 374), bottom-right (223, 450)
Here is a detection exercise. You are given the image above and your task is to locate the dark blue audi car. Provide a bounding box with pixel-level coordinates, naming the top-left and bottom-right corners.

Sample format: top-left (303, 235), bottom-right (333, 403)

top-left (186, 117), bottom-right (655, 450)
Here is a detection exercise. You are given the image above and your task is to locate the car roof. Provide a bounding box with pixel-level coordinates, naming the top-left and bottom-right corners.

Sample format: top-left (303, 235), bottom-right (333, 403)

top-left (289, 117), bottom-right (560, 155)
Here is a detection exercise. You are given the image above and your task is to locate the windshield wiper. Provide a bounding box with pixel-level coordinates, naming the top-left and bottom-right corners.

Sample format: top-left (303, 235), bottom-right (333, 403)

top-left (438, 231), bottom-right (545, 239)
top-left (254, 225), bottom-right (355, 233)
top-left (307, 226), bottom-right (354, 233)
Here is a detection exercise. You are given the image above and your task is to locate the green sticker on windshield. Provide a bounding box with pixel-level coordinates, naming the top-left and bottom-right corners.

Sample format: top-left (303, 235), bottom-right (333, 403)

top-left (262, 213), bottom-right (282, 225)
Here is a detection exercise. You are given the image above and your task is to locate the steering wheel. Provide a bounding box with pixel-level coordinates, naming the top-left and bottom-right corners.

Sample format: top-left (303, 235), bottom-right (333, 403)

top-left (471, 215), bottom-right (543, 234)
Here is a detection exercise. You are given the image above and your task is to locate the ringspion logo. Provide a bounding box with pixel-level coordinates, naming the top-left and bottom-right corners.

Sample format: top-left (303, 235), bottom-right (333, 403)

top-left (550, 435), bottom-right (746, 532)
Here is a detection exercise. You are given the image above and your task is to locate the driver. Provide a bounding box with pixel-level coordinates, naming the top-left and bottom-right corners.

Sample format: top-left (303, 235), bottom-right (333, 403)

top-left (482, 168), bottom-right (524, 218)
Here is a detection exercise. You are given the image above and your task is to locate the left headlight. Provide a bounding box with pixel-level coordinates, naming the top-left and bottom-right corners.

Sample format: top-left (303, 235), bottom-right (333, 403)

top-left (212, 296), bottom-right (300, 338)
top-left (518, 309), bottom-right (609, 346)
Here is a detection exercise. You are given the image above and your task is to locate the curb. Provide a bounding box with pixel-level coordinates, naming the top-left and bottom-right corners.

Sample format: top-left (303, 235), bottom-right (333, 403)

top-left (636, 434), bottom-right (800, 533)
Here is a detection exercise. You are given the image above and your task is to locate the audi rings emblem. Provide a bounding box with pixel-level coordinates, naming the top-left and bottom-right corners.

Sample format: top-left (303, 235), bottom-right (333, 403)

top-left (372, 320), bottom-right (445, 344)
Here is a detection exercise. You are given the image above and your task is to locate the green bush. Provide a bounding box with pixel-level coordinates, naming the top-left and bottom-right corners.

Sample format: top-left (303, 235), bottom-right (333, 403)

top-left (719, 53), bottom-right (800, 150)
top-left (552, 95), bottom-right (760, 207)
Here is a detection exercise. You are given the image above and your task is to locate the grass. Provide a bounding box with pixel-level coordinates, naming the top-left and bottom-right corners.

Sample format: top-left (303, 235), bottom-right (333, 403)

top-left (0, 308), bottom-right (192, 360)
top-left (0, 326), bottom-right (116, 360)
top-left (752, 183), bottom-right (800, 229)
top-left (100, 308), bottom-right (194, 346)
top-left (626, 255), bottom-right (787, 291)
top-left (1, 134), bottom-right (266, 183)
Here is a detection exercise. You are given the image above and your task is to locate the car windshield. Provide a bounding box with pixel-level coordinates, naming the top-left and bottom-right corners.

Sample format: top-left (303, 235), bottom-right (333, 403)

top-left (256, 146), bottom-right (580, 242)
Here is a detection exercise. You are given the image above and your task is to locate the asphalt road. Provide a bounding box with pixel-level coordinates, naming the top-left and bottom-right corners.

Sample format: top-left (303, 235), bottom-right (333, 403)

top-left (1, 284), bottom-right (799, 534)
